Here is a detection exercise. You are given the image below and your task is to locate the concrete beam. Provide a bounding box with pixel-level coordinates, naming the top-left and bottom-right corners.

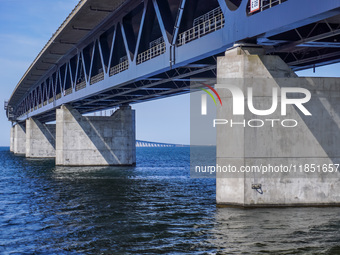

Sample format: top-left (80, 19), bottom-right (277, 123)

top-left (13, 124), bottom-right (26, 155)
top-left (216, 46), bottom-right (340, 207)
top-left (56, 104), bottom-right (136, 166)
top-left (26, 118), bottom-right (56, 158)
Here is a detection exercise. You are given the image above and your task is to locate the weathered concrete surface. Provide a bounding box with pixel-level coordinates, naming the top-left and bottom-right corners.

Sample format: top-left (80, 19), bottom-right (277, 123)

top-left (26, 118), bottom-right (56, 158)
top-left (216, 47), bottom-right (340, 207)
top-left (10, 126), bottom-right (14, 152)
top-left (56, 105), bottom-right (136, 166)
top-left (13, 124), bottom-right (26, 155)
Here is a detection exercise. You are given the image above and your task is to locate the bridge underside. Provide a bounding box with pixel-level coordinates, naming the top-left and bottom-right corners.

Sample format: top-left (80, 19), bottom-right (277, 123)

top-left (35, 58), bottom-right (218, 123)
top-left (262, 14), bottom-right (340, 71)
top-left (6, 0), bottom-right (340, 124)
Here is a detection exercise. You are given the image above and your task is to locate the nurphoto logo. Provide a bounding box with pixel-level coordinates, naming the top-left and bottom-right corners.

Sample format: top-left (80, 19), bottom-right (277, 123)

top-left (200, 83), bottom-right (312, 128)
top-left (200, 83), bottom-right (222, 115)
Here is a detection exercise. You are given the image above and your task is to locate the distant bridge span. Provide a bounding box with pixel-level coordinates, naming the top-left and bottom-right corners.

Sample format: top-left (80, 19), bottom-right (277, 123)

top-left (136, 140), bottom-right (187, 147)
top-left (5, 0), bottom-right (340, 122)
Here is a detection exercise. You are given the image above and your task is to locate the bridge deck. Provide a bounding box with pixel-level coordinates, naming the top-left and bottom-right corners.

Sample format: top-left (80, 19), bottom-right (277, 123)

top-left (6, 0), bottom-right (340, 123)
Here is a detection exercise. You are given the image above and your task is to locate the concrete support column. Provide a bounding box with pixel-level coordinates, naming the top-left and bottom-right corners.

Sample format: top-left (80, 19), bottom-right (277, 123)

top-left (26, 118), bottom-right (56, 158)
top-left (13, 123), bottom-right (26, 155)
top-left (10, 126), bottom-right (14, 152)
top-left (56, 105), bottom-right (136, 166)
top-left (216, 46), bottom-right (340, 207)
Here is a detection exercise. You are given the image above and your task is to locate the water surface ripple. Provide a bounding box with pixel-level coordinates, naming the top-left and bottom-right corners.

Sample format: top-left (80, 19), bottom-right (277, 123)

top-left (0, 147), bottom-right (339, 254)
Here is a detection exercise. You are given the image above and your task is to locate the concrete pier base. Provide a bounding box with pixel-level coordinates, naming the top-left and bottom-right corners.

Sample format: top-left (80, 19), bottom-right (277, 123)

top-left (10, 126), bottom-right (14, 152)
top-left (13, 124), bottom-right (26, 155)
top-left (216, 47), bottom-right (340, 207)
top-left (26, 118), bottom-right (56, 158)
top-left (56, 105), bottom-right (136, 166)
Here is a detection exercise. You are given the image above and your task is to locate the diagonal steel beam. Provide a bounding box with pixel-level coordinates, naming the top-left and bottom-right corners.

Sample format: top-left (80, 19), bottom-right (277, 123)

top-left (268, 28), bottom-right (340, 53)
top-left (81, 65), bottom-right (216, 106)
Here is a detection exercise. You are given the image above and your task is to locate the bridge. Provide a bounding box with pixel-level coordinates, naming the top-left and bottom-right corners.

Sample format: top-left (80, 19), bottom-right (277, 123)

top-left (136, 140), bottom-right (188, 147)
top-left (6, 0), bottom-right (340, 207)
top-left (6, 0), bottom-right (340, 123)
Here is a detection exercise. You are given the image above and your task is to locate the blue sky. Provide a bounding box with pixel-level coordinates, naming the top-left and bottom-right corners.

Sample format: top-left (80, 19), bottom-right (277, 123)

top-left (0, 0), bottom-right (339, 146)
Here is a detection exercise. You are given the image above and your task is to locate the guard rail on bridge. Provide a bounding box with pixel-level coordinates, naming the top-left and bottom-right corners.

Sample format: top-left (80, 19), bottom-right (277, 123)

top-left (6, 0), bottom-right (340, 124)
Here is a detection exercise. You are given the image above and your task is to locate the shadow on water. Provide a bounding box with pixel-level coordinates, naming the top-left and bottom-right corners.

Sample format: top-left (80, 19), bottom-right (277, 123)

top-left (211, 207), bottom-right (340, 254)
top-left (0, 147), bottom-right (340, 254)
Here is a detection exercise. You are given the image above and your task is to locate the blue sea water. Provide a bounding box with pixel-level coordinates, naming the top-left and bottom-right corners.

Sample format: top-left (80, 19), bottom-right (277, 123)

top-left (0, 146), bottom-right (340, 254)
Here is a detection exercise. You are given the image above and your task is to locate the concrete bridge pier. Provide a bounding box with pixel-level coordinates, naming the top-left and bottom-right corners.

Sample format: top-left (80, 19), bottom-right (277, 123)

top-left (26, 118), bottom-right (56, 158)
top-left (10, 126), bottom-right (14, 152)
top-left (56, 104), bottom-right (136, 166)
top-left (216, 46), bottom-right (340, 207)
top-left (13, 123), bottom-right (26, 155)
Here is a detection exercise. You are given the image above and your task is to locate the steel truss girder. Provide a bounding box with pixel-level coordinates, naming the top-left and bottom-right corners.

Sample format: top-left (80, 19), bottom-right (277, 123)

top-left (11, 0), bottom-right (340, 122)
top-left (14, 0), bottom-right (223, 121)
top-left (264, 20), bottom-right (340, 53)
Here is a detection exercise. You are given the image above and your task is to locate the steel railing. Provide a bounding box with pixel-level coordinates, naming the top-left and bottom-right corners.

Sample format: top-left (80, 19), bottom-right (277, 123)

top-left (64, 87), bottom-right (73, 95)
top-left (249, 0), bottom-right (287, 13)
top-left (75, 80), bottom-right (86, 91)
top-left (90, 72), bottom-right (104, 85)
top-left (109, 60), bottom-right (129, 76)
top-left (137, 42), bottom-right (166, 64)
top-left (149, 37), bottom-right (165, 48)
top-left (177, 13), bottom-right (225, 46)
top-left (193, 7), bottom-right (222, 26)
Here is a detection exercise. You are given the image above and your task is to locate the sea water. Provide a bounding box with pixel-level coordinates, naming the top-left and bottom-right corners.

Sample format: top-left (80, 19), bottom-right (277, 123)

top-left (0, 147), bottom-right (339, 254)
